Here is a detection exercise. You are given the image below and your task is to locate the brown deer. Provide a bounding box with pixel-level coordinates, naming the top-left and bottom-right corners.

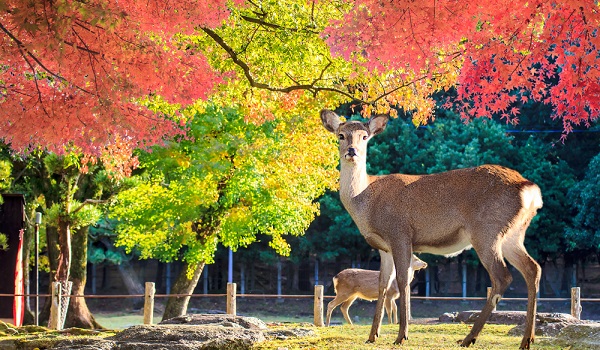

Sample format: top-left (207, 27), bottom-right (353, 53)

top-left (326, 254), bottom-right (427, 326)
top-left (320, 109), bottom-right (542, 349)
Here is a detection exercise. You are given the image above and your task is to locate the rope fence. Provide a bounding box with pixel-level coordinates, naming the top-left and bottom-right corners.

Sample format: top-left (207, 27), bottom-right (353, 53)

top-left (2, 284), bottom-right (598, 330)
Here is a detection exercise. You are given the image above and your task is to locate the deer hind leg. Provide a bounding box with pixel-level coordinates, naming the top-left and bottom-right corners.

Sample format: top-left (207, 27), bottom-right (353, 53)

top-left (340, 297), bottom-right (358, 325)
top-left (384, 296), bottom-right (394, 324)
top-left (367, 250), bottom-right (395, 343)
top-left (461, 242), bottom-right (512, 347)
top-left (385, 297), bottom-right (398, 324)
top-left (503, 237), bottom-right (541, 350)
top-left (326, 295), bottom-right (351, 326)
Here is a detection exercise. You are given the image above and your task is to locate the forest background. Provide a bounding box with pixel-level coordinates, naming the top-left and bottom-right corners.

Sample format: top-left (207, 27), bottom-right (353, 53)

top-left (1, 0), bottom-right (599, 330)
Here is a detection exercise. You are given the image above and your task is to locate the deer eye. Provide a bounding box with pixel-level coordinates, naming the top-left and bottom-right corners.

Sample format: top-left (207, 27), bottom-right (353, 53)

top-left (338, 134), bottom-right (345, 140)
top-left (362, 135), bottom-right (368, 140)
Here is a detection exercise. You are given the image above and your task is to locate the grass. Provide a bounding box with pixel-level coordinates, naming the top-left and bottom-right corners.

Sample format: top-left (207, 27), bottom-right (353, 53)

top-left (94, 312), bottom-right (145, 329)
top-left (72, 297), bottom-right (596, 349)
top-left (0, 316), bottom-right (565, 350)
top-left (254, 323), bottom-right (563, 350)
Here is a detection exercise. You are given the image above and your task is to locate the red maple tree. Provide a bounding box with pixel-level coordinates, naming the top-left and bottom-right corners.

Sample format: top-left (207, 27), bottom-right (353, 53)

top-left (325, 0), bottom-right (600, 133)
top-left (2, 0), bottom-right (598, 155)
top-left (0, 0), bottom-right (241, 156)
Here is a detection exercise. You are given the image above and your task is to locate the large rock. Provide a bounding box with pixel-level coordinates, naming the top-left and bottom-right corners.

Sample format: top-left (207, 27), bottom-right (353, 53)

top-left (160, 314), bottom-right (268, 330)
top-left (0, 314), bottom-right (315, 350)
top-left (437, 310), bottom-right (600, 349)
top-left (542, 324), bottom-right (600, 350)
top-left (507, 313), bottom-right (593, 337)
top-left (49, 315), bottom-right (268, 350)
top-left (47, 314), bottom-right (316, 350)
top-left (441, 310), bottom-right (582, 326)
top-left (115, 324), bottom-right (264, 349)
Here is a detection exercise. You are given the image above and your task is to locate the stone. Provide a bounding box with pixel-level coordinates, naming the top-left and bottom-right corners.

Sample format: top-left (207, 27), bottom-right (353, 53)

top-left (49, 323), bottom-right (265, 350)
top-left (160, 313), bottom-right (268, 330)
top-left (451, 311), bottom-right (582, 325)
top-left (507, 312), bottom-right (592, 337)
top-left (265, 328), bottom-right (317, 340)
top-left (542, 324), bottom-right (600, 350)
top-left (438, 312), bottom-right (457, 322)
top-left (45, 314), bottom-right (316, 350)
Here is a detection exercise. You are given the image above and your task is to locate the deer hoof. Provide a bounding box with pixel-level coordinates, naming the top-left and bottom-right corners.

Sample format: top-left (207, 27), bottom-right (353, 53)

top-left (393, 336), bottom-right (408, 345)
top-left (365, 339), bottom-right (376, 344)
top-left (519, 337), bottom-right (533, 349)
top-left (458, 337), bottom-right (476, 347)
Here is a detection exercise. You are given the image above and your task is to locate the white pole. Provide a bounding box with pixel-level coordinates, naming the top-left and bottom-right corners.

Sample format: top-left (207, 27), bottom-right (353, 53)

top-left (425, 269), bottom-right (430, 300)
top-left (34, 212), bottom-right (42, 326)
top-left (462, 261), bottom-right (467, 300)
top-left (228, 249), bottom-right (233, 283)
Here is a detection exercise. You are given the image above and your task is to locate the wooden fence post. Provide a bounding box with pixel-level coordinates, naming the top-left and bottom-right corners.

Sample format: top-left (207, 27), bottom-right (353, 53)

top-left (143, 282), bottom-right (155, 325)
top-left (48, 282), bottom-right (61, 330)
top-left (227, 282), bottom-right (237, 315)
top-left (571, 287), bottom-right (581, 320)
top-left (314, 285), bottom-right (324, 327)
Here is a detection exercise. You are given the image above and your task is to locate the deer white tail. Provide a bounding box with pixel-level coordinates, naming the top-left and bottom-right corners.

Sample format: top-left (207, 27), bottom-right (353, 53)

top-left (521, 183), bottom-right (543, 210)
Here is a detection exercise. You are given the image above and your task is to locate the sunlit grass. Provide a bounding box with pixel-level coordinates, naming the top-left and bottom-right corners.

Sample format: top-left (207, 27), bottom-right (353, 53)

top-left (253, 323), bottom-right (562, 350)
top-left (1, 318), bottom-right (565, 349)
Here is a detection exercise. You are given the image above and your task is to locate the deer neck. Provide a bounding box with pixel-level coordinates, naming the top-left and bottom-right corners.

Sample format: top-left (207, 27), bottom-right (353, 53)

top-left (339, 160), bottom-right (369, 207)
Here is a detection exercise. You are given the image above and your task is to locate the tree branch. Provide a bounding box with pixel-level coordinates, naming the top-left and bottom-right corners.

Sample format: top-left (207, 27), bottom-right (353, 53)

top-left (0, 21), bottom-right (95, 97)
top-left (0, 22), bottom-right (67, 83)
top-left (201, 27), bottom-right (338, 94)
top-left (240, 15), bottom-right (319, 34)
top-left (201, 24), bottom-right (438, 110)
top-left (71, 199), bottom-right (108, 215)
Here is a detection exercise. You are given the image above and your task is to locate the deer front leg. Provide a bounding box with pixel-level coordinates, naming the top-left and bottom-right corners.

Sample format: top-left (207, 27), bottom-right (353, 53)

top-left (367, 250), bottom-right (395, 343)
top-left (391, 249), bottom-right (413, 345)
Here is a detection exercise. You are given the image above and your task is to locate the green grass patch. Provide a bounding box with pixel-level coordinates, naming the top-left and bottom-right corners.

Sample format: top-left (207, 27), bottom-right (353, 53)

top-left (254, 323), bottom-right (562, 350)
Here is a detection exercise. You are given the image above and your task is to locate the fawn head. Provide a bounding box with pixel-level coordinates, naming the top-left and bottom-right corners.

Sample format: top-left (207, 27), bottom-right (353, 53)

top-left (320, 109), bottom-right (388, 164)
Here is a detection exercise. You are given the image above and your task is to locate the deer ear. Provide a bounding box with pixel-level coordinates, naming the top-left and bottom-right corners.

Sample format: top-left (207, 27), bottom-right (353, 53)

top-left (368, 114), bottom-right (389, 136)
top-left (320, 109), bottom-right (341, 133)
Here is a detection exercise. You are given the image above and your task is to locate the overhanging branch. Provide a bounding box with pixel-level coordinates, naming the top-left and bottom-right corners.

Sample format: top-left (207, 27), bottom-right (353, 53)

top-left (201, 27), bottom-right (360, 102)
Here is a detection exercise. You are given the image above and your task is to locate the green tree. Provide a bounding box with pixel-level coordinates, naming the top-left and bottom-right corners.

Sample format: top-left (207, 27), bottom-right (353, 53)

top-left (110, 104), bottom-right (338, 319)
top-left (7, 149), bottom-right (120, 328)
top-left (566, 153), bottom-right (600, 260)
top-left (0, 155), bottom-right (12, 250)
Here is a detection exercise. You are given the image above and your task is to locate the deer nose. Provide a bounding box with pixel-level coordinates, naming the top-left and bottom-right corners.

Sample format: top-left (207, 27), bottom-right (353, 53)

top-left (347, 147), bottom-right (357, 157)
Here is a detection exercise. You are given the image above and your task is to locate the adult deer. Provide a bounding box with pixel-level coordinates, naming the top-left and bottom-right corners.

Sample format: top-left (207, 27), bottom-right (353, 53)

top-left (326, 254), bottom-right (427, 326)
top-left (320, 110), bottom-right (542, 349)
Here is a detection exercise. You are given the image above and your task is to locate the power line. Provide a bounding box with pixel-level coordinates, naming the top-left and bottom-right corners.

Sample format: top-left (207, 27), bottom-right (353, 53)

top-left (505, 129), bottom-right (600, 134)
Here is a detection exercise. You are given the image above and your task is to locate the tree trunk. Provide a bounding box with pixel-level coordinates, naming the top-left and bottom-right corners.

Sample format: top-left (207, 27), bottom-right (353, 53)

top-left (39, 225), bottom-right (60, 324)
top-left (65, 226), bottom-right (102, 329)
top-left (98, 236), bottom-right (145, 305)
top-left (161, 261), bottom-right (205, 321)
top-left (55, 215), bottom-right (72, 282)
top-left (117, 263), bottom-right (145, 309)
top-left (291, 263), bottom-right (300, 292)
top-left (22, 219), bottom-right (34, 325)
